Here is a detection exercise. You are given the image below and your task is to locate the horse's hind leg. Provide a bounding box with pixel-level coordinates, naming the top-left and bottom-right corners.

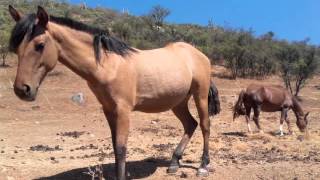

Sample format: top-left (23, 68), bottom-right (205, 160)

top-left (167, 98), bottom-right (198, 174)
top-left (245, 105), bottom-right (252, 134)
top-left (194, 91), bottom-right (211, 177)
top-left (253, 105), bottom-right (263, 133)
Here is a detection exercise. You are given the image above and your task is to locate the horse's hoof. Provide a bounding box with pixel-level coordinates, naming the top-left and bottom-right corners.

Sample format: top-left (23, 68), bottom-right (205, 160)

top-left (196, 168), bottom-right (209, 177)
top-left (167, 165), bottom-right (179, 174)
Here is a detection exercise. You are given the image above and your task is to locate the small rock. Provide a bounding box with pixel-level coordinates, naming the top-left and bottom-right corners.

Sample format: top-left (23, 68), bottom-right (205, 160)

top-left (297, 135), bottom-right (304, 142)
top-left (14, 150), bottom-right (18, 153)
top-left (71, 92), bottom-right (85, 105)
top-left (1, 150), bottom-right (4, 153)
top-left (31, 105), bottom-right (40, 110)
top-left (180, 171), bottom-right (188, 178)
top-left (54, 145), bottom-right (61, 150)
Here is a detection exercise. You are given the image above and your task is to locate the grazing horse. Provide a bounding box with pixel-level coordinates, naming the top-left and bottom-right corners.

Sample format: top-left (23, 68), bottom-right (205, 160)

top-left (233, 84), bottom-right (309, 136)
top-left (8, 6), bottom-right (220, 179)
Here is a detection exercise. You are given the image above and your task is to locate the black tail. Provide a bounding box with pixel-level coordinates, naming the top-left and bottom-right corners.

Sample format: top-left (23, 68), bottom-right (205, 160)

top-left (208, 82), bottom-right (221, 116)
top-left (233, 90), bottom-right (246, 120)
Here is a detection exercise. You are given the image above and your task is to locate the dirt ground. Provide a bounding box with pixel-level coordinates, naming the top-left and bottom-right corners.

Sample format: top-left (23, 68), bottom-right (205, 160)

top-left (0, 60), bottom-right (320, 180)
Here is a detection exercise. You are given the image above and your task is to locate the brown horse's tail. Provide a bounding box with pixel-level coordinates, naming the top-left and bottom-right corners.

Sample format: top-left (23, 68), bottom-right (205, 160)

top-left (233, 90), bottom-right (246, 120)
top-left (208, 81), bottom-right (220, 116)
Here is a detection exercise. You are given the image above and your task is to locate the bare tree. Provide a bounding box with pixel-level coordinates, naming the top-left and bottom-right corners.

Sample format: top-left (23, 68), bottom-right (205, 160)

top-left (0, 31), bottom-right (9, 67)
top-left (277, 41), bottom-right (319, 96)
top-left (147, 5), bottom-right (170, 27)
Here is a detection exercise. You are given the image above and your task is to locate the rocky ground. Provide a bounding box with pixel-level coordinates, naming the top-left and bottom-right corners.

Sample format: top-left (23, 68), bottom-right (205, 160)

top-left (0, 61), bottom-right (319, 180)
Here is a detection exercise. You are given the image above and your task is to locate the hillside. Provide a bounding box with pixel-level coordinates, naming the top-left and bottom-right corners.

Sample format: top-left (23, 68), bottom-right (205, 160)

top-left (0, 0), bottom-right (319, 80)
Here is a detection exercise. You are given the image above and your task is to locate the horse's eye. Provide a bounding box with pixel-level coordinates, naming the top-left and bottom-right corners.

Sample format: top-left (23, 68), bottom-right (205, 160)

top-left (35, 43), bottom-right (45, 52)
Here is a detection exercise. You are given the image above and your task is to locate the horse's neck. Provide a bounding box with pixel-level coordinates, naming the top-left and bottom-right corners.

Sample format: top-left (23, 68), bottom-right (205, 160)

top-left (48, 22), bottom-right (99, 81)
top-left (292, 97), bottom-right (304, 117)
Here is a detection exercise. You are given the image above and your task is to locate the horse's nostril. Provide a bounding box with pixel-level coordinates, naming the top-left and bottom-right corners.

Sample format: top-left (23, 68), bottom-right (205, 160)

top-left (23, 84), bottom-right (31, 95)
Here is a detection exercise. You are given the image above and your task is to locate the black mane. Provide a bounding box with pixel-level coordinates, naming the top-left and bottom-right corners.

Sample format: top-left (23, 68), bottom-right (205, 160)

top-left (9, 14), bottom-right (136, 61)
top-left (9, 14), bottom-right (37, 52)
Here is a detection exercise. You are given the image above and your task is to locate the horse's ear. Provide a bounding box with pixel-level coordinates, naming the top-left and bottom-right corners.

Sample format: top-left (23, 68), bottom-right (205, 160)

top-left (8, 5), bottom-right (22, 22)
top-left (37, 6), bottom-right (49, 27)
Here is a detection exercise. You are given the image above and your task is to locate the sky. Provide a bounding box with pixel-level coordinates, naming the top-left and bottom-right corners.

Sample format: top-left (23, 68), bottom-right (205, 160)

top-left (69, 0), bottom-right (320, 45)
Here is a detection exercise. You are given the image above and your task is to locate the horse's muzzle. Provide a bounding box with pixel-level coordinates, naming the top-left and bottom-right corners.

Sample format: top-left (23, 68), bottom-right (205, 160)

top-left (14, 84), bottom-right (37, 101)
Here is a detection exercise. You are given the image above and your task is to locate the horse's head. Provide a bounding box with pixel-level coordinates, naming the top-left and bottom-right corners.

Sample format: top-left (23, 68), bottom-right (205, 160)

top-left (9, 6), bottom-right (58, 101)
top-left (296, 112), bottom-right (310, 132)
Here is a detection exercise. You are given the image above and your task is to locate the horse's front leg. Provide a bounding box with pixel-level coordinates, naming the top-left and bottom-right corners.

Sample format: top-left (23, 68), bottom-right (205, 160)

top-left (284, 110), bottom-right (293, 135)
top-left (280, 108), bottom-right (289, 136)
top-left (104, 107), bottom-right (130, 180)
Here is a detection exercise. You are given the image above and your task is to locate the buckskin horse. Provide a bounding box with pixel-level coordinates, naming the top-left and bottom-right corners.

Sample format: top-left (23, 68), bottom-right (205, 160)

top-left (8, 6), bottom-right (220, 179)
top-left (233, 83), bottom-right (309, 136)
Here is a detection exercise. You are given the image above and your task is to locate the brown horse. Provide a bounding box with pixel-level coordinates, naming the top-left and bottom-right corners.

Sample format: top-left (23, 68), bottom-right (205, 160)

top-left (8, 6), bottom-right (220, 179)
top-left (233, 83), bottom-right (309, 136)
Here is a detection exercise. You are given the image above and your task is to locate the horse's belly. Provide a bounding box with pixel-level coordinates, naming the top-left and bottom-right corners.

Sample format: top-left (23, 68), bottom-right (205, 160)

top-left (133, 93), bottom-right (189, 113)
top-left (134, 76), bottom-right (191, 113)
top-left (261, 103), bottom-right (282, 112)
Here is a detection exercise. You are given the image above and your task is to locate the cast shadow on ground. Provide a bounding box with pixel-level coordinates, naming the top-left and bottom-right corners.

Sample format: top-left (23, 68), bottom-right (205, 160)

top-left (35, 157), bottom-right (197, 180)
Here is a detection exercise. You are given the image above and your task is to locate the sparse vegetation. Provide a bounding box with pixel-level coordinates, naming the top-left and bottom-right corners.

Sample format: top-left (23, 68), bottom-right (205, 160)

top-left (84, 164), bottom-right (105, 180)
top-left (276, 40), bottom-right (319, 96)
top-left (0, 0), bottom-right (319, 90)
top-left (0, 26), bottom-right (9, 66)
